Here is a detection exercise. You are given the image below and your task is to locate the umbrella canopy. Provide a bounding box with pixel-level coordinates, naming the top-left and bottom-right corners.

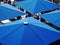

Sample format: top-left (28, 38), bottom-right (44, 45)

top-left (0, 3), bottom-right (25, 21)
top-left (14, 0), bottom-right (60, 14)
top-left (40, 10), bottom-right (60, 27)
top-left (0, 17), bottom-right (60, 45)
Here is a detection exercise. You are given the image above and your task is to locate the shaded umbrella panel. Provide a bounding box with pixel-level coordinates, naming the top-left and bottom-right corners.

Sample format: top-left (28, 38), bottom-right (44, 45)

top-left (20, 25), bottom-right (45, 45)
top-left (29, 24), bottom-right (60, 45)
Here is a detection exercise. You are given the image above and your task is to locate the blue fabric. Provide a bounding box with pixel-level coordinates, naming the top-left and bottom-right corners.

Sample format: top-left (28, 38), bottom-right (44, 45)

top-left (40, 10), bottom-right (60, 27)
top-left (0, 17), bottom-right (60, 45)
top-left (14, 0), bottom-right (32, 8)
top-left (14, 0), bottom-right (60, 14)
top-left (29, 24), bottom-right (60, 44)
top-left (0, 4), bottom-right (25, 21)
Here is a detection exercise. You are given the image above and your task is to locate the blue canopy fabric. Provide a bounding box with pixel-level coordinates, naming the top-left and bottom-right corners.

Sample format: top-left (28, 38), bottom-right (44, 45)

top-left (13, 0), bottom-right (32, 8)
top-left (0, 17), bottom-right (60, 45)
top-left (40, 10), bottom-right (60, 27)
top-left (0, 3), bottom-right (25, 21)
top-left (14, 0), bottom-right (60, 14)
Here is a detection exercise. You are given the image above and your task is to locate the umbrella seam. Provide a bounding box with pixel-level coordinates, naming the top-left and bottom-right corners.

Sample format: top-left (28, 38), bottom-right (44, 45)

top-left (1, 4), bottom-right (20, 12)
top-left (28, 24), bottom-right (45, 45)
top-left (20, 0), bottom-right (33, 7)
top-left (0, 7), bottom-right (8, 20)
top-left (1, 24), bottom-right (23, 40)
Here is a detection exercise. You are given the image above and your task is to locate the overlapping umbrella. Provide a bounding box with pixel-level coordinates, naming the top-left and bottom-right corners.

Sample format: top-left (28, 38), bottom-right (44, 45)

top-left (40, 10), bottom-right (60, 27)
top-left (0, 3), bottom-right (25, 21)
top-left (0, 17), bottom-right (60, 45)
top-left (14, 0), bottom-right (60, 14)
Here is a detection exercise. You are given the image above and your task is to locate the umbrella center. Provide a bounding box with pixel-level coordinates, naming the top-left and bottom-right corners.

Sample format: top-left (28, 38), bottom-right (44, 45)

top-left (24, 22), bottom-right (29, 25)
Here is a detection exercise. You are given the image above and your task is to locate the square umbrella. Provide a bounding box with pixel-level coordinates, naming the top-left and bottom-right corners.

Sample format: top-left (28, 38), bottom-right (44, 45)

top-left (14, 0), bottom-right (60, 14)
top-left (0, 3), bottom-right (25, 21)
top-left (40, 10), bottom-right (60, 27)
top-left (0, 17), bottom-right (60, 45)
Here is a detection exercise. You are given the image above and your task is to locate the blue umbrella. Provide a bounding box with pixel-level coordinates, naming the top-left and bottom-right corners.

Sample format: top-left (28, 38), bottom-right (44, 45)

top-left (0, 3), bottom-right (25, 21)
top-left (14, 0), bottom-right (60, 14)
top-left (0, 17), bottom-right (60, 45)
top-left (40, 10), bottom-right (60, 27)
